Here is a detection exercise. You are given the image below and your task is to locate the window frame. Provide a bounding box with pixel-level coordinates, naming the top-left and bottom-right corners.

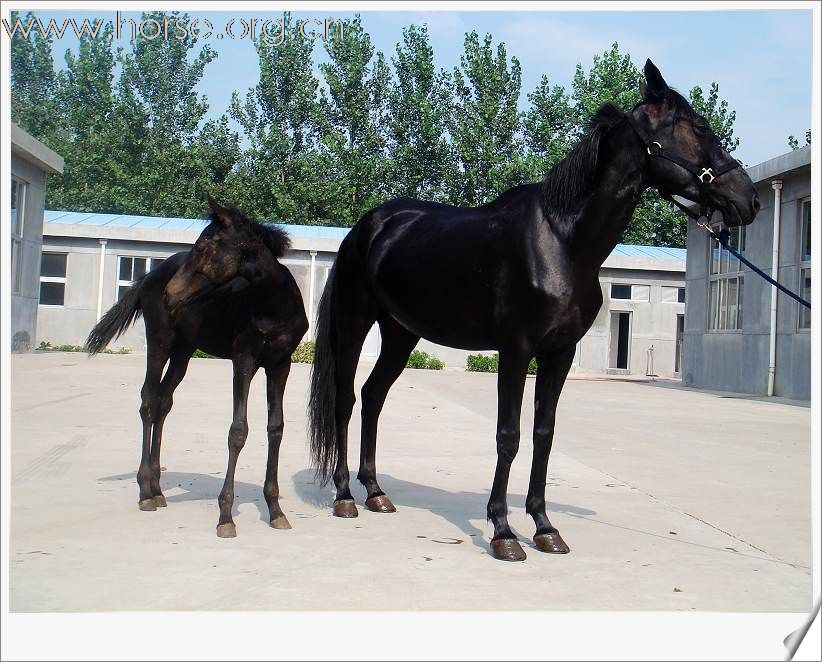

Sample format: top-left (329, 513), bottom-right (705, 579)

top-left (660, 285), bottom-right (686, 304)
top-left (798, 197), bottom-right (811, 331)
top-left (38, 251), bottom-right (68, 308)
top-left (115, 255), bottom-right (165, 301)
top-left (707, 225), bottom-right (746, 332)
top-left (11, 177), bottom-right (28, 295)
top-left (610, 282), bottom-right (650, 302)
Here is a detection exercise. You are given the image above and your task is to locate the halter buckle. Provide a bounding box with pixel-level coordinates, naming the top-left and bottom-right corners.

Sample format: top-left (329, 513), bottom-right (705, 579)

top-left (699, 168), bottom-right (715, 183)
top-left (646, 141), bottom-right (662, 155)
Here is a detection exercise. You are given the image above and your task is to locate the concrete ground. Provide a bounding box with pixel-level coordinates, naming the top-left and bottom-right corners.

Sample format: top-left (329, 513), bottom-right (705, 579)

top-left (9, 351), bottom-right (812, 612)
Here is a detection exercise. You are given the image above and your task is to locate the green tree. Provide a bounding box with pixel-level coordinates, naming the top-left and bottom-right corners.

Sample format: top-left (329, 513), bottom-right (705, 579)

top-left (571, 42), bottom-right (641, 130)
top-left (385, 24), bottom-right (453, 201)
top-left (522, 74), bottom-right (575, 180)
top-left (788, 129), bottom-right (811, 150)
top-left (229, 12), bottom-right (335, 224)
top-left (689, 82), bottom-right (739, 152)
top-left (316, 15), bottom-right (391, 225)
top-left (46, 23), bottom-right (123, 212)
top-left (9, 11), bottom-right (61, 144)
top-left (449, 31), bottom-right (523, 206)
top-left (116, 10), bottom-right (226, 217)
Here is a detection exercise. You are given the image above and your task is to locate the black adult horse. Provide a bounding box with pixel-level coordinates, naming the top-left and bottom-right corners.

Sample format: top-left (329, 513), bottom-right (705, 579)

top-left (87, 196), bottom-right (308, 537)
top-left (309, 61), bottom-right (760, 561)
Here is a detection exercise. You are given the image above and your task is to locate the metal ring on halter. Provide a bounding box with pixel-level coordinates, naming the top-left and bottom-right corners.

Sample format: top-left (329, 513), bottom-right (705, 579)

top-left (646, 141), bottom-right (662, 155)
top-left (699, 168), bottom-right (715, 183)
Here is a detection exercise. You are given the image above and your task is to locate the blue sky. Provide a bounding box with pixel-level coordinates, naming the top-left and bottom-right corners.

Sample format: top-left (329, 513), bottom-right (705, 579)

top-left (15, 8), bottom-right (813, 165)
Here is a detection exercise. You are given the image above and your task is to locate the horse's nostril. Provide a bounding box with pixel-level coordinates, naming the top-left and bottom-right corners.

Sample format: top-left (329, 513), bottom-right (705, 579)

top-left (752, 195), bottom-right (761, 214)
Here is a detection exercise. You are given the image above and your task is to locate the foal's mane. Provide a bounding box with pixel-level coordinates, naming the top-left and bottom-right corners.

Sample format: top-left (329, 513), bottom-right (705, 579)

top-left (209, 206), bottom-right (292, 258)
top-left (540, 102), bottom-right (626, 214)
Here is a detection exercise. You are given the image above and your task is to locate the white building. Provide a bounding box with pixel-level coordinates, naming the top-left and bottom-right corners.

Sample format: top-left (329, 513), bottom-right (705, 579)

top-left (39, 210), bottom-right (687, 376)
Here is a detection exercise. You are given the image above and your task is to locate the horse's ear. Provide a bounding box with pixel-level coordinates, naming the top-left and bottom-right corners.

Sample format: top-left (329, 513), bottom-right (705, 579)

top-left (207, 193), bottom-right (233, 228)
top-left (642, 59), bottom-right (668, 101)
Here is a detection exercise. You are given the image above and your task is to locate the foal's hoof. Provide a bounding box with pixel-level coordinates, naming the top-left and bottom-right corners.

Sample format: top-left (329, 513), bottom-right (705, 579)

top-left (332, 500), bottom-right (359, 518)
top-left (138, 499), bottom-right (157, 512)
top-left (365, 494), bottom-right (396, 513)
top-left (152, 495), bottom-right (167, 508)
top-left (270, 515), bottom-right (292, 530)
top-left (490, 538), bottom-right (527, 562)
top-left (534, 531), bottom-right (570, 554)
top-left (216, 523), bottom-right (237, 538)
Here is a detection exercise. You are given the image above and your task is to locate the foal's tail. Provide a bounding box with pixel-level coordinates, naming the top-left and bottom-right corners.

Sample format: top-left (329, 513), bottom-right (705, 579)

top-left (85, 275), bottom-right (146, 355)
top-left (308, 265), bottom-right (338, 485)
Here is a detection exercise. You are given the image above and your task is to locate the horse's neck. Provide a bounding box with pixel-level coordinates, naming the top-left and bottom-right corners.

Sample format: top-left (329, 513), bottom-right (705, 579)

top-left (568, 128), bottom-right (647, 271)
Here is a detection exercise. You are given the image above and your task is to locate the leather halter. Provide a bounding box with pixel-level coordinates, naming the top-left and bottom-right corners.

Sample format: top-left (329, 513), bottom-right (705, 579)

top-left (623, 113), bottom-right (742, 222)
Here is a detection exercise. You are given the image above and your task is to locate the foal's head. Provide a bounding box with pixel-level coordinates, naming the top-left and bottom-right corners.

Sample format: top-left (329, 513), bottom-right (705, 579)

top-left (164, 194), bottom-right (290, 313)
top-left (631, 60), bottom-right (759, 226)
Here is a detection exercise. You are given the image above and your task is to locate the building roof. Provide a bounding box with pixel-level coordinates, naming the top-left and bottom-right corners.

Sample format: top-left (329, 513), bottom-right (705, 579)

top-left (11, 123), bottom-right (64, 174)
top-left (745, 144), bottom-right (810, 185)
top-left (43, 209), bottom-right (685, 271)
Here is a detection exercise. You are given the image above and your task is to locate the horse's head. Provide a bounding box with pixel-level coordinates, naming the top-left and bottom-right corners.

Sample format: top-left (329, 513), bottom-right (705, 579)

top-left (164, 194), bottom-right (280, 314)
top-left (631, 59), bottom-right (759, 227)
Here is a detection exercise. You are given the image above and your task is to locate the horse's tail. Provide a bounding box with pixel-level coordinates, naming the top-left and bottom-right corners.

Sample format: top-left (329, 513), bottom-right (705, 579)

top-left (85, 275), bottom-right (146, 355)
top-left (308, 263), bottom-right (338, 485)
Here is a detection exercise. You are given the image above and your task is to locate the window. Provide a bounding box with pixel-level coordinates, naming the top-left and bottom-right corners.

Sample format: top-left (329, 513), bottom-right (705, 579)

top-left (11, 177), bottom-right (27, 294)
top-left (799, 199), bottom-right (811, 329)
top-left (708, 226), bottom-right (745, 330)
top-left (39, 252), bottom-right (67, 306)
top-left (611, 283), bottom-right (650, 301)
top-left (117, 256), bottom-right (164, 300)
top-left (661, 286), bottom-right (686, 304)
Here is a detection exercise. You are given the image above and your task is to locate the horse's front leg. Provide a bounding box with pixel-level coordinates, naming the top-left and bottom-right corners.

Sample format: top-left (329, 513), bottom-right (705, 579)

top-left (487, 349), bottom-right (529, 561)
top-left (216, 357), bottom-right (258, 538)
top-left (526, 345), bottom-right (576, 554)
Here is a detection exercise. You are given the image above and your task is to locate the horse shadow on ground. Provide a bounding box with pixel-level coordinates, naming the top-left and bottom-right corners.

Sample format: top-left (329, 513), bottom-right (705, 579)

top-left (289, 468), bottom-right (596, 553)
top-left (100, 469), bottom-right (595, 553)
top-left (100, 471), bottom-right (273, 522)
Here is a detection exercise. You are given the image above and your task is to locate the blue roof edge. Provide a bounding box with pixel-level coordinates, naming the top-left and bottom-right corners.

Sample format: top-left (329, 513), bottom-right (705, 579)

top-left (44, 210), bottom-right (685, 259)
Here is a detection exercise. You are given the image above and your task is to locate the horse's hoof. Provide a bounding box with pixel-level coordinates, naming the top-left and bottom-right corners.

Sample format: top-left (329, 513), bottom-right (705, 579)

top-left (534, 531), bottom-right (570, 554)
top-left (152, 495), bottom-right (167, 508)
top-left (138, 499), bottom-right (157, 512)
top-left (490, 538), bottom-right (527, 562)
top-left (333, 500), bottom-right (359, 518)
top-left (270, 515), bottom-right (292, 530)
top-left (216, 523), bottom-right (237, 538)
top-left (365, 494), bottom-right (396, 513)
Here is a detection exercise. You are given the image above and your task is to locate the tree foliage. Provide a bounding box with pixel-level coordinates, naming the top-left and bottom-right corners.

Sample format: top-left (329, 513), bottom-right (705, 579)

top-left (10, 14), bottom-right (745, 246)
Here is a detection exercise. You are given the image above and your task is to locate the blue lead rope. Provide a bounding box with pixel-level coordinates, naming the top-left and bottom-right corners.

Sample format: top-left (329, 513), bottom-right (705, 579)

top-left (704, 223), bottom-right (811, 309)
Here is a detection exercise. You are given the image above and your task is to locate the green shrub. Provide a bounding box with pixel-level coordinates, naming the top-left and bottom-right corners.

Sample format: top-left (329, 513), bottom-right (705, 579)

top-left (466, 353), bottom-right (538, 375)
top-left (406, 349), bottom-right (445, 370)
top-left (466, 353), bottom-right (499, 372)
top-left (192, 349), bottom-right (217, 359)
top-left (38, 340), bottom-right (130, 354)
top-left (291, 341), bottom-right (315, 364)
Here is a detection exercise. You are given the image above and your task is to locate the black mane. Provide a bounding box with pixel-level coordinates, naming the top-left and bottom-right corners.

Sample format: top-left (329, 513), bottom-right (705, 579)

top-left (540, 102), bottom-right (626, 214)
top-left (208, 207), bottom-right (292, 258)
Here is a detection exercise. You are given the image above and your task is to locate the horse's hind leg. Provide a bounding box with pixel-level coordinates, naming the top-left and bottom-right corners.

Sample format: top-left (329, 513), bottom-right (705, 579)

top-left (137, 341), bottom-right (172, 511)
top-left (330, 308), bottom-right (375, 518)
top-left (216, 356), bottom-right (258, 538)
top-left (263, 358), bottom-right (291, 530)
top-left (526, 345), bottom-right (575, 554)
top-left (147, 341), bottom-right (193, 507)
top-left (358, 317), bottom-right (419, 513)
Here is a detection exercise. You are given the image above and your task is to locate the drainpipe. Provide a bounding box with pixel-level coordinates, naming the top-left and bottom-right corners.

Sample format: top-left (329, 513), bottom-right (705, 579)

top-left (767, 181), bottom-right (782, 396)
top-left (307, 251), bottom-right (317, 340)
top-left (95, 238), bottom-right (108, 322)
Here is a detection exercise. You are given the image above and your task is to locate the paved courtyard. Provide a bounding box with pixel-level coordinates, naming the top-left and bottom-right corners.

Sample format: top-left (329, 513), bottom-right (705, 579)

top-left (8, 351), bottom-right (812, 611)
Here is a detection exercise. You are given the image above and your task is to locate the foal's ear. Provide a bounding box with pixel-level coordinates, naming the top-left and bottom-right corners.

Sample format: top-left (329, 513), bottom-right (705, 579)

top-left (641, 59), bottom-right (669, 102)
top-left (207, 193), bottom-right (233, 228)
